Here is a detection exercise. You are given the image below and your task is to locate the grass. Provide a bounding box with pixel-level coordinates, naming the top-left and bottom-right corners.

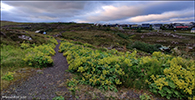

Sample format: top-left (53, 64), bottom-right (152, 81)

top-left (1, 21), bottom-right (194, 99)
top-left (0, 44), bottom-right (37, 90)
top-left (1, 25), bottom-right (58, 90)
top-left (60, 30), bottom-right (130, 47)
top-left (1, 44), bottom-right (27, 70)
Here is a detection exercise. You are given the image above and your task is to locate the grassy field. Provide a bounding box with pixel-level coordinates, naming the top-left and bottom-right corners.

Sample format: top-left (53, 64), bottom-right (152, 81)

top-left (1, 21), bottom-right (194, 99)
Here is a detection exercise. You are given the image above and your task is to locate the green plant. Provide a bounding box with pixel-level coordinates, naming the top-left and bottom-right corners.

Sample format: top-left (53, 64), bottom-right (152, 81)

top-left (60, 41), bottom-right (126, 91)
top-left (137, 29), bottom-right (142, 33)
top-left (2, 72), bottom-right (15, 81)
top-left (23, 45), bottom-right (55, 68)
top-left (52, 96), bottom-right (64, 100)
top-left (60, 40), bottom-right (195, 99)
top-left (139, 93), bottom-right (152, 100)
top-left (117, 33), bottom-right (128, 39)
top-left (20, 41), bottom-right (30, 49)
top-left (66, 78), bottom-right (79, 96)
top-left (23, 41), bottom-right (57, 68)
top-left (147, 56), bottom-right (195, 100)
top-left (128, 41), bottom-right (161, 53)
top-left (1, 44), bottom-right (27, 68)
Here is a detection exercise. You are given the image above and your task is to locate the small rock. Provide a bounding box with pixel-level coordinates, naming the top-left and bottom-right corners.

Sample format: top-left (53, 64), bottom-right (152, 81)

top-left (36, 70), bottom-right (43, 74)
top-left (36, 70), bottom-right (42, 73)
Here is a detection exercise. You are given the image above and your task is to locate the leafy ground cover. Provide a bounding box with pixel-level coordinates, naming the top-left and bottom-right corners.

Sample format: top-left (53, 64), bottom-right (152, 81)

top-left (59, 40), bottom-right (195, 100)
top-left (1, 29), bottom-right (58, 90)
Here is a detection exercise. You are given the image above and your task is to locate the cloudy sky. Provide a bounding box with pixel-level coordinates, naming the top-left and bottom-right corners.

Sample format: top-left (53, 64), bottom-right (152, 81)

top-left (1, 1), bottom-right (194, 24)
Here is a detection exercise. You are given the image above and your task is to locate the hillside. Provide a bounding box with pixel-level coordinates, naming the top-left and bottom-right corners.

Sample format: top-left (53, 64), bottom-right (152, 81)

top-left (1, 21), bottom-right (195, 100)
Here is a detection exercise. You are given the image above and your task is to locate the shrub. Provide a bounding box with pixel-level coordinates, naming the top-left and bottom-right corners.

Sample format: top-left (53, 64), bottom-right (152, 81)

top-left (59, 40), bottom-right (195, 99)
top-left (20, 41), bottom-right (30, 49)
top-left (147, 55), bottom-right (195, 99)
top-left (137, 29), bottom-right (142, 33)
top-left (23, 39), bottom-right (57, 68)
top-left (60, 41), bottom-right (127, 91)
top-left (128, 41), bottom-right (161, 53)
top-left (117, 33), bottom-right (129, 39)
top-left (23, 51), bottom-right (53, 68)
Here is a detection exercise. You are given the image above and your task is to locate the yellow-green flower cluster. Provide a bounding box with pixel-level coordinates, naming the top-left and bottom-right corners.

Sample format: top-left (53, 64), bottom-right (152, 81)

top-left (20, 41), bottom-right (30, 49)
top-left (164, 57), bottom-right (195, 95)
top-left (29, 44), bottom-right (55, 56)
top-left (150, 75), bottom-right (168, 90)
top-left (59, 41), bottom-right (134, 91)
top-left (23, 43), bottom-right (56, 68)
top-left (149, 55), bottom-right (195, 99)
top-left (47, 35), bottom-right (58, 45)
top-left (139, 56), bottom-right (153, 65)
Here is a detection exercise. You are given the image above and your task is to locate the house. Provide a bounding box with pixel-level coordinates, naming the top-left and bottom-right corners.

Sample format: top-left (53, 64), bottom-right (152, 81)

top-left (189, 22), bottom-right (195, 26)
top-left (171, 23), bottom-right (188, 29)
top-left (191, 28), bottom-right (195, 33)
top-left (131, 24), bottom-right (139, 29)
top-left (107, 24), bottom-right (117, 27)
top-left (172, 23), bottom-right (184, 27)
top-left (172, 23), bottom-right (189, 30)
top-left (141, 24), bottom-right (151, 29)
top-left (164, 24), bottom-right (174, 29)
top-left (175, 26), bottom-right (188, 29)
top-left (152, 24), bottom-right (163, 30)
top-left (119, 24), bottom-right (128, 27)
top-left (184, 22), bottom-right (195, 28)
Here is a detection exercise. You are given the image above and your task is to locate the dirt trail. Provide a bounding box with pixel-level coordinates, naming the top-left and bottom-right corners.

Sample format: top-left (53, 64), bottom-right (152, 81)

top-left (1, 40), bottom-right (169, 100)
top-left (1, 40), bottom-right (72, 100)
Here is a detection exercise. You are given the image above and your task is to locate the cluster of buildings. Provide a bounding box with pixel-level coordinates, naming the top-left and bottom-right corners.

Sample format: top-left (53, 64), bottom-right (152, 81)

top-left (94, 22), bottom-right (195, 30)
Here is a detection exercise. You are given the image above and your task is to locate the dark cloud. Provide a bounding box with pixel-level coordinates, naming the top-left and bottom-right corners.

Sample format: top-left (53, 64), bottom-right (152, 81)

top-left (1, 1), bottom-right (194, 23)
top-left (142, 1), bottom-right (194, 15)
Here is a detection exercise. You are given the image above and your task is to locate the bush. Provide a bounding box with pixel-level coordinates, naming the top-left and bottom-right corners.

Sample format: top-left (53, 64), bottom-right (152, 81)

top-left (147, 54), bottom-right (195, 100)
top-left (23, 44), bottom-right (55, 68)
top-left (137, 29), bottom-right (142, 33)
top-left (20, 41), bottom-right (30, 49)
top-left (60, 41), bottom-right (128, 91)
top-left (128, 41), bottom-right (161, 53)
top-left (23, 37), bottom-right (57, 68)
top-left (117, 33), bottom-right (129, 39)
top-left (59, 40), bottom-right (195, 99)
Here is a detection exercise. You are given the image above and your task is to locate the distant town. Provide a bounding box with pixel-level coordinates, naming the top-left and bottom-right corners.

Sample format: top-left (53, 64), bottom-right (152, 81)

top-left (92, 22), bottom-right (195, 31)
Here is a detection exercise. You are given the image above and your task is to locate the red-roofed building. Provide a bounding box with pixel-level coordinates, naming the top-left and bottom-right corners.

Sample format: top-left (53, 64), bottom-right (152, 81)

top-left (175, 26), bottom-right (188, 28)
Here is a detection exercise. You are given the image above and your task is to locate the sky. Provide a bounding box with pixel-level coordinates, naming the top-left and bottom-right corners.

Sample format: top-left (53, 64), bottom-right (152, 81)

top-left (1, 1), bottom-right (194, 24)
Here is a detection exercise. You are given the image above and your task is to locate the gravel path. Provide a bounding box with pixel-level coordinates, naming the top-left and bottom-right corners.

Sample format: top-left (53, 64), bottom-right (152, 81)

top-left (1, 40), bottom-right (72, 100)
top-left (1, 39), bottom-right (168, 100)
